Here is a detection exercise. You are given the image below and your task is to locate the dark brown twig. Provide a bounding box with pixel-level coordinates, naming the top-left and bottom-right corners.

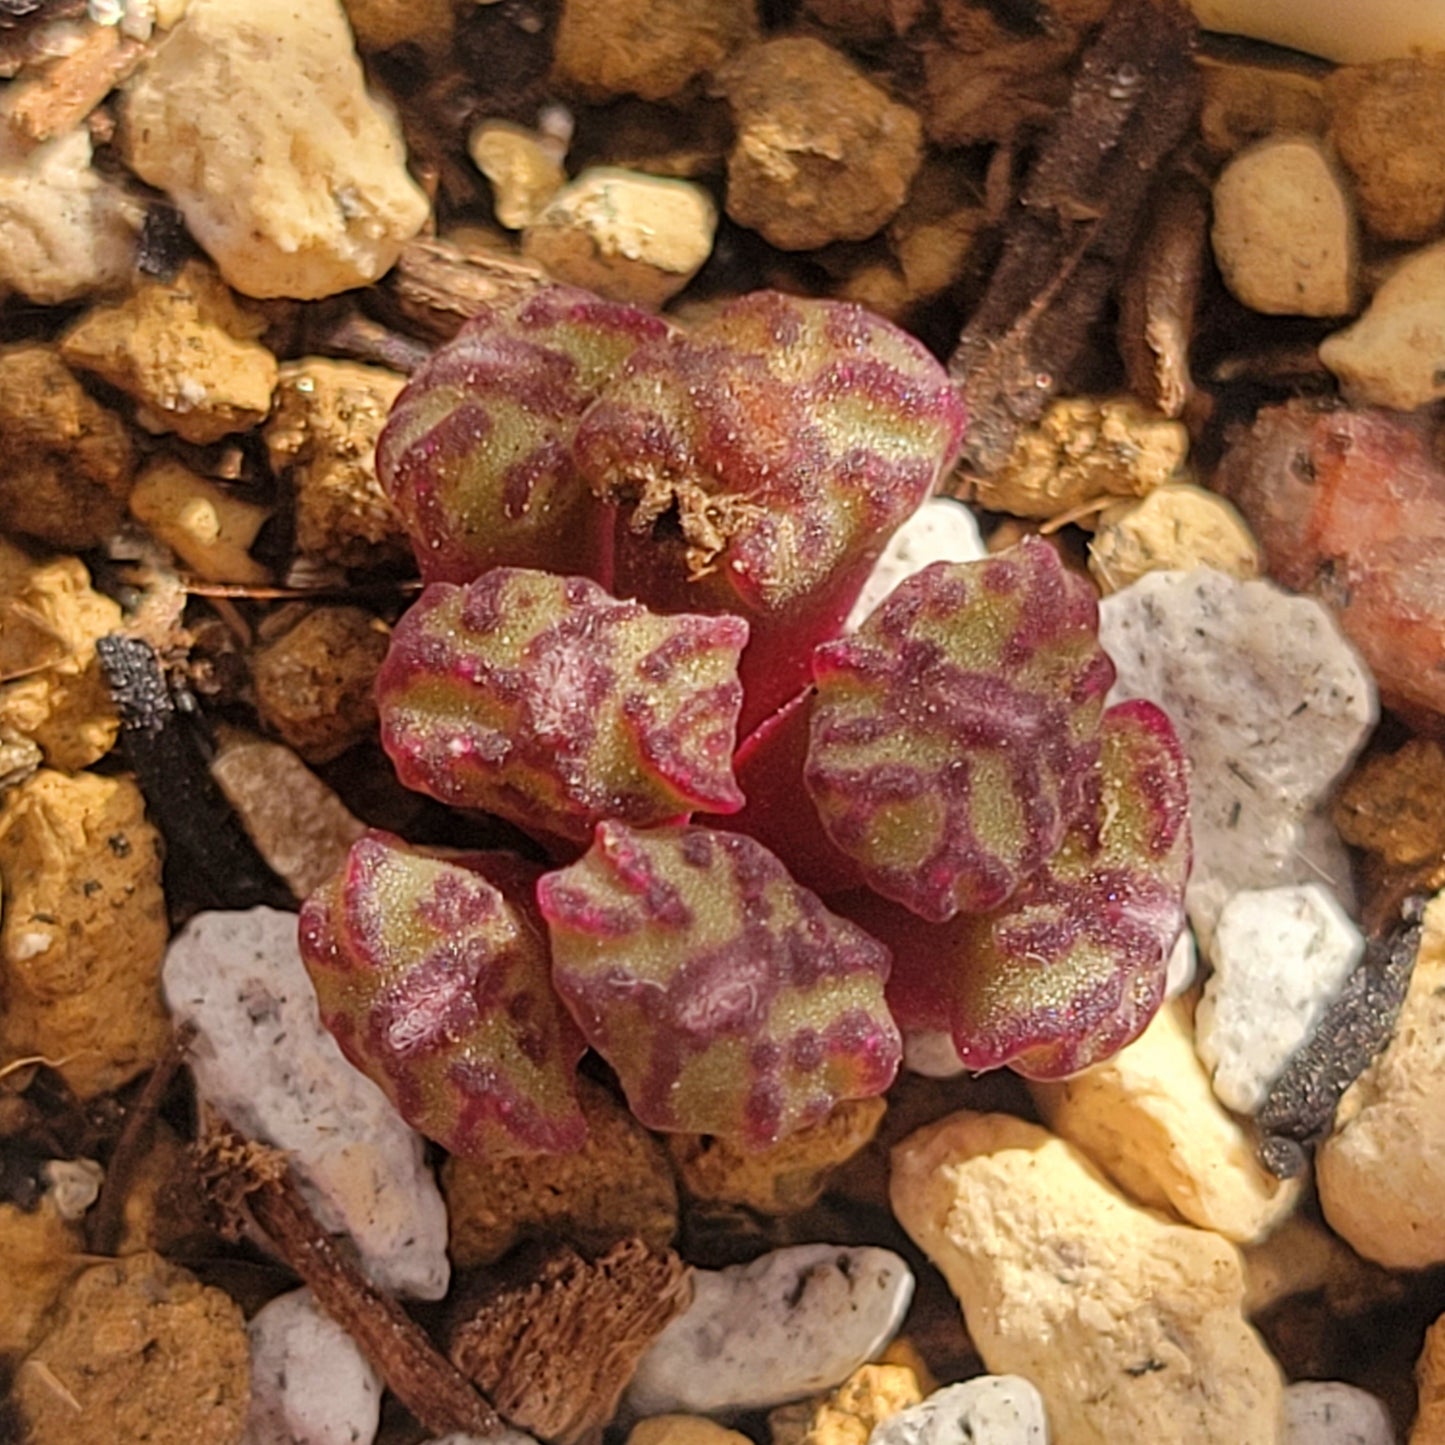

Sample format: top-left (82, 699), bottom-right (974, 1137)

top-left (86, 1022), bottom-right (197, 1256)
top-left (197, 1121), bottom-right (505, 1438)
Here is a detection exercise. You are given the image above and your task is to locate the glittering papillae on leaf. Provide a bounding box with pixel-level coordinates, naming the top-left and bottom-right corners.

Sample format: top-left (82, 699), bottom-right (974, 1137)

top-left (377, 284), bottom-right (674, 585)
top-left (376, 567), bottom-right (748, 845)
top-left (875, 698), bottom-right (1191, 1078)
top-left (538, 821), bottom-right (901, 1147)
top-left (807, 539), bottom-right (1115, 922)
top-left (298, 830), bottom-right (587, 1159)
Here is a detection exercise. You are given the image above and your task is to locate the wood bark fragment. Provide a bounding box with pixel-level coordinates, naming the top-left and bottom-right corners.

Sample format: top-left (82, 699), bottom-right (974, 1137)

top-left (1117, 174), bottom-right (1208, 420)
top-left (196, 1120), bottom-right (505, 1439)
top-left (450, 1239), bottom-right (692, 1445)
top-left (948, 0), bottom-right (1202, 478)
top-left (388, 236), bottom-right (547, 342)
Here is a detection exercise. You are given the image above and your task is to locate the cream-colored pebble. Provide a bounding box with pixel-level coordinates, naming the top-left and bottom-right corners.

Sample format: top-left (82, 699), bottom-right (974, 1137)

top-left (1211, 136), bottom-right (1357, 316)
top-left (523, 166), bottom-right (716, 308)
top-left (127, 457), bottom-right (270, 584)
top-left (1320, 240), bottom-right (1445, 412)
top-left (121, 0), bottom-right (429, 299)
top-left (1089, 483), bottom-right (1260, 595)
top-left (470, 120), bottom-right (567, 230)
top-left (0, 130), bottom-right (140, 304)
top-left (1318, 890), bottom-right (1445, 1269)
top-left (1031, 1000), bottom-right (1301, 1244)
top-left (891, 1110), bottom-right (1286, 1445)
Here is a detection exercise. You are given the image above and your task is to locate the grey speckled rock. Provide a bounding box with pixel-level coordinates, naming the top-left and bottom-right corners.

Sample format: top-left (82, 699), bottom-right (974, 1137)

top-left (846, 498), bottom-right (987, 629)
top-left (1099, 568), bottom-right (1374, 948)
top-left (1283, 1381), bottom-right (1395, 1445)
top-left (870, 1377), bottom-right (1050, 1445)
top-left (626, 1243), bottom-right (913, 1416)
top-left (242, 1288), bottom-right (381, 1445)
top-left (162, 907), bottom-right (450, 1299)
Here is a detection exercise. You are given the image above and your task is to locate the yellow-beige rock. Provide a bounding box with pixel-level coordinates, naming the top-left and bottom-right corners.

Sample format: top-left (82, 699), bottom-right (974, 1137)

top-left (0, 542), bottom-right (122, 772)
top-left (442, 1078), bottom-right (677, 1267)
top-left (127, 458), bottom-right (271, 584)
top-left (1328, 58), bottom-right (1445, 243)
top-left (1030, 1001), bottom-right (1301, 1245)
top-left (249, 606), bottom-right (389, 764)
top-left (13, 1251), bottom-right (250, 1445)
top-left (341, 0), bottom-right (454, 52)
top-left (211, 735), bottom-right (366, 901)
top-left (627, 1417), bottom-right (754, 1445)
top-left (668, 1095), bottom-right (886, 1215)
top-left (523, 167), bottom-right (717, 309)
top-left (552, 0), bottom-right (758, 103)
top-left (1414, 1313), bottom-right (1445, 1445)
top-left (1197, 57), bottom-right (1327, 158)
top-left (0, 769), bottom-right (169, 1099)
top-left (470, 119), bottom-right (567, 231)
top-left (120, 0), bottom-right (430, 300)
top-left (890, 1110), bottom-right (1286, 1445)
top-left (972, 396), bottom-right (1188, 522)
top-left (0, 344), bottom-right (135, 550)
top-left (1210, 136), bottom-right (1357, 317)
top-left (0, 1197), bottom-right (84, 1359)
top-left (720, 36), bottom-right (923, 251)
top-left (769, 1364), bottom-right (923, 1445)
top-left (59, 263), bottom-right (278, 444)
top-left (0, 129), bottom-right (140, 304)
top-left (1319, 241), bottom-right (1445, 412)
top-left (1334, 739), bottom-right (1445, 870)
top-left (1088, 483), bottom-right (1261, 595)
top-left (263, 357), bottom-right (409, 568)
top-left (1318, 891), bottom-right (1445, 1269)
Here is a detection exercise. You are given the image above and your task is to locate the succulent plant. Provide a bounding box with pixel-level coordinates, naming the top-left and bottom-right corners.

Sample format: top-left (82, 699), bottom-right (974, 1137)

top-left (538, 820), bottom-right (901, 1146)
top-left (573, 290), bottom-right (967, 728)
top-left (299, 281), bottom-right (1192, 1159)
top-left (806, 539), bottom-right (1114, 922)
top-left (298, 830), bottom-right (588, 1158)
top-left (376, 567), bottom-right (748, 845)
top-left (377, 285), bottom-right (674, 586)
top-left (872, 698), bottom-right (1191, 1077)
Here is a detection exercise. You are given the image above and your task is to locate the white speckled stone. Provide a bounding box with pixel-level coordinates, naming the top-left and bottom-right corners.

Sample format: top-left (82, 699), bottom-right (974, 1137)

top-left (1196, 883), bottom-right (1365, 1115)
top-left (846, 498), bottom-right (987, 630)
top-left (870, 1377), bottom-right (1050, 1445)
top-left (903, 1029), bottom-right (967, 1079)
top-left (1283, 1381), bottom-right (1395, 1445)
top-left (1165, 928), bottom-right (1198, 1000)
top-left (242, 1288), bottom-right (381, 1445)
top-left (162, 907), bottom-right (450, 1299)
top-left (1099, 568), bottom-right (1375, 948)
top-left (626, 1243), bottom-right (913, 1416)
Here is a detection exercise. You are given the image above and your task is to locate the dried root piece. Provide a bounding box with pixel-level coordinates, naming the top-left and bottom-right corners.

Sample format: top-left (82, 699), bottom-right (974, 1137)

top-left (874, 698), bottom-right (1190, 1079)
top-left (197, 1120), bottom-right (504, 1438)
top-left (948, 0), bottom-right (1201, 476)
top-left (299, 830), bottom-right (587, 1159)
top-left (806, 539), bottom-right (1113, 923)
top-left (450, 1239), bottom-right (692, 1445)
top-left (377, 568), bottom-right (747, 845)
top-left (378, 283), bottom-right (673, 584)
top-left (539, 821), bottom-right (901, 1147)
top-left (574, 290), bottom-right (966, 729)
